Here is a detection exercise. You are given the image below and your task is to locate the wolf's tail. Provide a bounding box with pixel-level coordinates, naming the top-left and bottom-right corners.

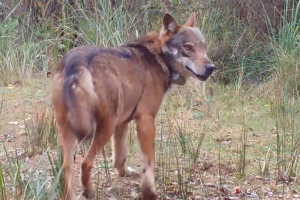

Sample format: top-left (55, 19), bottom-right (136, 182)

top-left (63, 65), bottom-right (98, 140)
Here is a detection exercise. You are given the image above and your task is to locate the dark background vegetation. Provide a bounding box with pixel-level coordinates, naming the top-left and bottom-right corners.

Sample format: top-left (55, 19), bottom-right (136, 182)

top-left (1, 0), bottom-right (298, 86)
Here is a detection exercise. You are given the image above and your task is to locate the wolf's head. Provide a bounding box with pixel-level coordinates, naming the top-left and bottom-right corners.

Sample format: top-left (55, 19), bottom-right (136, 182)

top-left (160, 13), bottom-right (215, 85)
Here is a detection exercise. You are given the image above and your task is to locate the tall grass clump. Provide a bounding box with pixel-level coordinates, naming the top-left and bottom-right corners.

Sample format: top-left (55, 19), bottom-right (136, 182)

top-left (265, 0), bottom-right (300, 97)
top-left (0, 144), bottom-right (63, 200)
top-left (56, 0), bottom-right (145, 49)
top-left (263, 0), bottom-right (300, 182)
top-left (0, 0), bottom-right (62, 85)
top-left (0, 17), bottom-right (58, 85)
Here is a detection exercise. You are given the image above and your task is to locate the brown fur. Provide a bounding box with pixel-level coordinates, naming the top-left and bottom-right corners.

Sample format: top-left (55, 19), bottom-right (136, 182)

top-left (52, 12), bottom-right (215, 200)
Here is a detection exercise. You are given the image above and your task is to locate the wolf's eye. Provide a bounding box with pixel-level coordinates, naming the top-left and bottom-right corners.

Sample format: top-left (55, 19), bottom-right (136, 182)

top-left (184, 45), bottom-right (192, 51)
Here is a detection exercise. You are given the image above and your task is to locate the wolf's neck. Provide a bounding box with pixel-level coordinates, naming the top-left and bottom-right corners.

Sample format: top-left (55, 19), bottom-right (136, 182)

top-left (124, 32), bottom-right (171, 73)
top-left (122, 31), bottom-right (175, 91)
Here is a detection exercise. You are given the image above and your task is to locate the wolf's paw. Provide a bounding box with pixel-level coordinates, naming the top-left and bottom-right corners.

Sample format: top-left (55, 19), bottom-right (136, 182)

top-left (81, 188), bottom-right (95, 199)
top-left (141, 186), bottom-right (157, 200)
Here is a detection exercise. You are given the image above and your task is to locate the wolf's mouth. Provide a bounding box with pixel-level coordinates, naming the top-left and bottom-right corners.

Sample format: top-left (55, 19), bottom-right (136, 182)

top-left (185, 66), bottom-right (209, 81)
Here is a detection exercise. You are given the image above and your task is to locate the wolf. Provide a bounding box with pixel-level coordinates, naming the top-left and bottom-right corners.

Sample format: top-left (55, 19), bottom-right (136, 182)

top-left (52, 12), bottom-right (215, 200)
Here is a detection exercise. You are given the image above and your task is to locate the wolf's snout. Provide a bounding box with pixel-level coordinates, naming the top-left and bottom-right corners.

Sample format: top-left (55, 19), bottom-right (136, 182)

top-left (205, 63), bottom-right (216, 72)
top-left (203, 63), bottom-right (215, 78)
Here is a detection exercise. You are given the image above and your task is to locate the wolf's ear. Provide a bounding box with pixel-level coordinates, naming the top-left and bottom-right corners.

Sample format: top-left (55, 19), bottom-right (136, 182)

top-left (162, 13), bottom-right (180, 34)
top-left (184, 12), bottom-right (196, 27)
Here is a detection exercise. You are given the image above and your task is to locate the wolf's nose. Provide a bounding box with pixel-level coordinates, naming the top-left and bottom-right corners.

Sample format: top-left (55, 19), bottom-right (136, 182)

top-left (205, 63), bottom-right (216, 71)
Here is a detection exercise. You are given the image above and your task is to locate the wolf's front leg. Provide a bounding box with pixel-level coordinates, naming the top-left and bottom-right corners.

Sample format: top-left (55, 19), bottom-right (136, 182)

top-left (136, 115), bottom-right (157, 200)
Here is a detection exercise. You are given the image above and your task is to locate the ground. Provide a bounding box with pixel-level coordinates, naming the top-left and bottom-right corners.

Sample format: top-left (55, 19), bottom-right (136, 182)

top-left (0, 75), bottom-right (299, 200)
